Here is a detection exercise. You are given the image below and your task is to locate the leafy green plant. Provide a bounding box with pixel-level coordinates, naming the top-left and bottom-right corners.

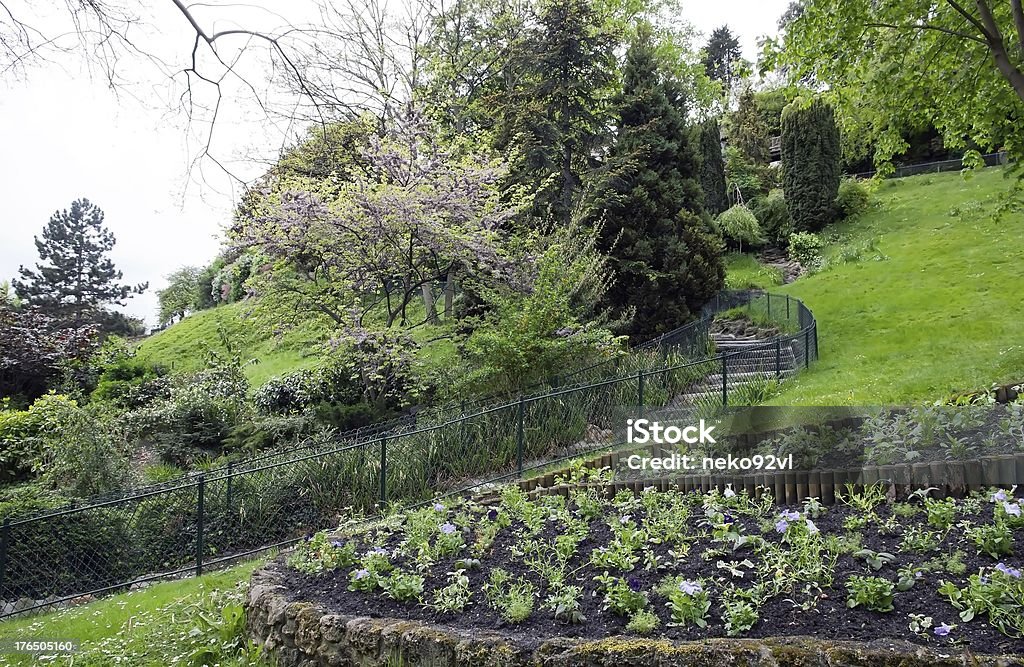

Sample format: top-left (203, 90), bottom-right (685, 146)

top-left (430, 570), bottom-right (473, 614)
top-left (625, 608), bottom-right (661, 635)
top-left (716, 204), bottom-right (765, 253)
top-left (380, 570), bottom-right (425, 602)
top-left (599, 576), bottom-right (649, 616)
top-left (846, 575), bottom-right (896, 612)
top-left (940, 565), bottom-right (1024, 637)
top-left (969, 521), bottom-right (1014, 558)
top-left (542, 585), bottom-right (585, 624)
top-left (787, 231), bottom-right (824, 270)
top-left (663, 578), bottom-right (711, 628)
top-left (853, 548), bottom-right (895, 571)
top-left (835, 178), bottom-right (874, 218)
top-left (484, 568), bottom-right (536, 624)
top-left (287, 532), bottom-right (358, 574)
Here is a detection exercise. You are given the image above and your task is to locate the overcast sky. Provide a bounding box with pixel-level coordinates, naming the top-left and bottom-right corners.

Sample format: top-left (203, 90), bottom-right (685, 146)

top-left (0, 0), bottom-right (789, 327)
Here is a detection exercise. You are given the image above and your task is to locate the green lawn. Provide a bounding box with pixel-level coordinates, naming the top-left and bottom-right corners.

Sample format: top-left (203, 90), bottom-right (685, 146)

top-left (0, 561), bottom-right (269, 666)
top-left (137, 300), bottom-right (459, 388)
top-left (724, 252), bottom-right (784, 290)
top-left (765, 168), bottom-right (1024, 405)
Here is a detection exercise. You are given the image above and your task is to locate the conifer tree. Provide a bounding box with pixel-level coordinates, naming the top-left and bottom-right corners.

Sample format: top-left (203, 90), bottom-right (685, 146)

top-left (781, 98), bottom-right (841, 231)
top-left (495, 0), bottom-right (616, 225)
top-left (599, 24), bottom-right (724, 340)
top-left (698, 119), bottom-right (729, 216)
top-left (14, 199), bottom-right (147, 327)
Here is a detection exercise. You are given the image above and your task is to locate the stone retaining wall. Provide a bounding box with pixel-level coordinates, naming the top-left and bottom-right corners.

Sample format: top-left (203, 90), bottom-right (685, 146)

top-left (247, 561), bottom-right (1024, 667)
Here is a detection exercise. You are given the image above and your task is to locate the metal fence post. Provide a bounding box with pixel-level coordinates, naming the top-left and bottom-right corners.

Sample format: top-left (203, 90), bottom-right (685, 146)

top-left (380, 438), bottom-right (388, 507)
top-left (813, 323), bottom-right (819, 361)
top-left (637, 369), bottom-right (645, 418)
top-left (775, 338), bottom-right (782, 380)
top-left (225, 462), bottom-right (233, 512)
top-left (786, 295), bottom-right (790, 321)
top-left (722, 355), bottom-right (728, 406)
top-left (0, 518), bottom-right (10, 598)
top-left (196, 474), bottom-right (205, 577)
top-left (804, 329), bottom-right (811, 368)
top-left (516, 398), bottom-right (525, 475)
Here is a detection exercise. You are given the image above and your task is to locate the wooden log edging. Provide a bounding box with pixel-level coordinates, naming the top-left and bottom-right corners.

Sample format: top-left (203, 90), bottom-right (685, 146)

top-left (523, 453), bottom-right (1024, 504)
top-left (246, 560), bottom-right (1024, 667)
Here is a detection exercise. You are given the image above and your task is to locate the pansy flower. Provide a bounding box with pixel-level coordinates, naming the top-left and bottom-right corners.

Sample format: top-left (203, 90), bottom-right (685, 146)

top-left (995, 562), bottom-right (1022, 578)
top-left (678, 580), bottom-right (702, 596)
top-left (433, 502), bottom-right (446, 512)
top-left (627, 577), bottom-right (642, 592)
top-left (991, 489), bottom-right (1009, 503)
top-left (487, 508), bottom-right (499, 522)
top-left (354, 568), bottom-right (370, 580)
top-left (934, 622), bottom-right (954, 637)
top-left (440, 522), bottom-right (457, 535)
top-left (1003, 502), bottom-right (1022, 517)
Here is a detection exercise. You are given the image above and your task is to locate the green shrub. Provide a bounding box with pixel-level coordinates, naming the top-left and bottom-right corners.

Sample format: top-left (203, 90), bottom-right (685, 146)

top-left (788, 231), bottom-right (825, 270)
top-left (836, 178), bottom-right (874, 218)
top-left (751, 190), bottom-right (794, 247)
top-left (715, 204), bottom-right (765, 253)
top-left (91, 358), bottom-right (167, 408)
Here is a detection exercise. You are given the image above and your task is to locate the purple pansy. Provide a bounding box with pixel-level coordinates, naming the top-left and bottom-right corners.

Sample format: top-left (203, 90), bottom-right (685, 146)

top-left (995, 562), bottom-right (1022, 578)
top-left (440, 522), bottom-right (457, 535)
top-left (434, 502), bottom-right (446, 512)
top-left (487, 508), bottom-right (499, 521)
top-left (934, 623), bottom-right (954, 637)
top-left (1004, 502), bottom-right (1022, 517)
top-left (991, 489), bottom-right (1009, 503)
top-left (627, 577), bottom-right (642, 592)
top-left (354, 569), bottom-right (370, 580)
top-left (775, 519), bottom-right (790, 533)
top-left (805, 519), bottom-right (819, 534)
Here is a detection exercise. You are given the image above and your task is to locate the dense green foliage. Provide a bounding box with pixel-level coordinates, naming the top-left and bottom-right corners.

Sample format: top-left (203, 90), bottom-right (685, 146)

top-left (715, 204), bottom-right (764, 253)
top-left (781, 99), bottom-right (841, 231)
top-left (698, 119), bottom-right (728, 216)
top-left (702, 26), bottom-right (741, 88)
top-left (597, 25), bottom-right (724, 340)
top-left (751, 190), bottom-right (794, 248)
top-left (767, 0), bottom-right (1024, 171)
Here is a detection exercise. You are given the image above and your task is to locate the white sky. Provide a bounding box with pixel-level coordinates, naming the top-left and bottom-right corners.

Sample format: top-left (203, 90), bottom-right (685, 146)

top-left (0, 0), bottom-right (788, 326)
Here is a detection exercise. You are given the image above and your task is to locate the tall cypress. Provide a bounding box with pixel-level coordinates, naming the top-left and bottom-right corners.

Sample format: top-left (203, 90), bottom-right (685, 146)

top-left (14, 199), bottom-right (147, 327)
top-left (780, 98), bottom-right (840, 231)
top-left (698, 119), bottom-right (729, 216)
top-left (598, 24), bottom-right (724, 341)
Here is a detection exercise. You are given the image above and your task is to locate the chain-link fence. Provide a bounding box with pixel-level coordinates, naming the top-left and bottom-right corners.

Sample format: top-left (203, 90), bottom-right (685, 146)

top-left (849, 151), bottom-right (1010, 180)
top-left (0, 292), bottom-right (817, 618)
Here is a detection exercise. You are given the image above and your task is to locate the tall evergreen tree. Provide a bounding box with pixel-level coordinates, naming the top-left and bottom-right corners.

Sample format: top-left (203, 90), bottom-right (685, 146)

top-left (702, 26), bottom-right (741, 88)
top-left (781, 98), bottom-right (841, 231)
top-left (598, 24), bottom-right (724, 340)
top-left (496, 0), bottom-right (616, 225)
top-left (698, 119), bottom-right (729, 215)
top-left (730, 88), bottom-right (771, 165)
top-left (14, 199), bottom-right (147, 327)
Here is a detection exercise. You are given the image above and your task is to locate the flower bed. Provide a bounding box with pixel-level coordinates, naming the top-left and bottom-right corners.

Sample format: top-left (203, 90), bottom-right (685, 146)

top-left (262, 484), bottom-right (1024, 661)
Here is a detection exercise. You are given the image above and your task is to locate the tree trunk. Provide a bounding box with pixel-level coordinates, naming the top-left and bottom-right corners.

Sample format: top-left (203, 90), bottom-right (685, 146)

top-left (975, 0), bottom-right (1024, 103)
top-left (421, 283), bottom-right (439, 325)
top-left (443, 270), bottom-right (455, 319)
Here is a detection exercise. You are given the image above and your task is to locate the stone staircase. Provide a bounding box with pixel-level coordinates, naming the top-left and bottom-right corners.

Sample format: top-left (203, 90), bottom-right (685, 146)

top-left (671, 332), bottom-right (799, 405)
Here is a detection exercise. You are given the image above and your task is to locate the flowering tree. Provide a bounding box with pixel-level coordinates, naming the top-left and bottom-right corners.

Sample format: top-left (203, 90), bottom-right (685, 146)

top-left (232, 112), bottom-right (522, 330)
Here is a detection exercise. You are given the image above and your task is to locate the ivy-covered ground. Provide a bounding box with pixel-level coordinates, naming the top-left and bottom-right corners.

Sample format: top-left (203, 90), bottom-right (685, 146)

top-left (282, 484), bottom-right (1024, 655)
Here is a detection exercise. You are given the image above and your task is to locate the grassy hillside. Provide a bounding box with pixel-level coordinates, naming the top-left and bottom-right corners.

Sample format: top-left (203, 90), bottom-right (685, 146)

top-left (136, 300), bottom-right (459, 388)
top-left (768, 167), bottom-right (1023, 405)
top-left (136, 301), bottom-right (326, 387)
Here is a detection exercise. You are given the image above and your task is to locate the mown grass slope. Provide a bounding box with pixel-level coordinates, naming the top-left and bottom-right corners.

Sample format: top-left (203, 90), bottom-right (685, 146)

top-left (769, 167), bottom-right (1023, 405)
top-left (136, 300), bottom-right (459, 388)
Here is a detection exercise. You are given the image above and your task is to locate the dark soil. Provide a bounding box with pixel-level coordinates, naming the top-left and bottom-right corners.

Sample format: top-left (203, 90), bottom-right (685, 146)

top-left (278, 498), bottom-right (1024, 655)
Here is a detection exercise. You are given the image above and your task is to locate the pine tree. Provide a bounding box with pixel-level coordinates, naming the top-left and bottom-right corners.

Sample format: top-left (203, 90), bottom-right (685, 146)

top-left (698, 119), bottom-right (729, 216)
top-left (14, 199), bottom-right (147, 327)
top-left (496, 0), bottom-right (615, 225)
top-left (702, 26), bottom-right (741, 88)
top-left (730, 88), bottom-right (770, 165)
top-left (598, 25), bottom-right (724, 340)
top-left (780, 98), bottom-right (841, 231)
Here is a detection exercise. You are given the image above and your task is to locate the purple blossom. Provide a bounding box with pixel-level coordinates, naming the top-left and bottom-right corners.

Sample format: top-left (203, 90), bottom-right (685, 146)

top-left (934, 622), bottom-right (954, 637)
top-left (995, 562), bottom-right (1022, 578)
top-left (434, 503), bottom-right (446, 512)
top-left (805, 519), bottom-right (819, 534)
top-left (1004, 502), bottom-right (1022, 517)
top-left (627, 578), bottom-right (642, 592)
top-left (723, 486), bottom-right (736, 498)
top-left (991, 489), bottom-right (1009, 503)
top-left (440, 522), bottom-right (457, 535)
top-left (487, 508), bottom-right (499, 521)
top-left (980, 575), bottom-right (990, 585)
top-left (678, 580), bottom-right (703, 596)
top-left (775, 519), bottom-right (790, 533)
top-left (329, 539), bottom-right (346, 549)
top-left (781, 510), bottom-right (801, 521)
top-left (354, 569), bottom-right (370, 580)
top-left (619, 515), bottom-right (632, 525)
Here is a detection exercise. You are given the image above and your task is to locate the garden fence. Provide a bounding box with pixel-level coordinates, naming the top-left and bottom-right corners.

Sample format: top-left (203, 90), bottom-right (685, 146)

top-left (0, 292), bottom-right (818, 619)
top-left (849, 151), bottom-right (1009, 180)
